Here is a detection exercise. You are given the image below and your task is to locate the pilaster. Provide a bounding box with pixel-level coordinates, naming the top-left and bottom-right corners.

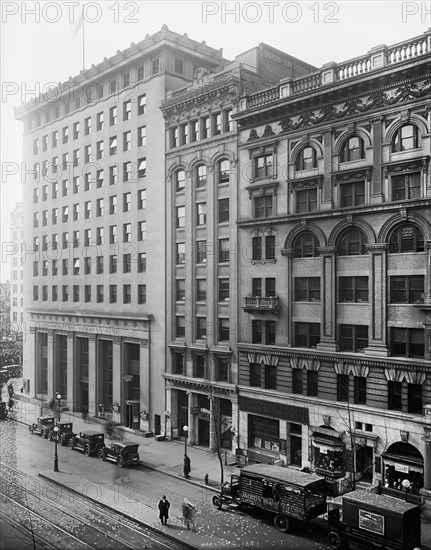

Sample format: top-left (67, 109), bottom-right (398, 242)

top-left (88, 335), bottom-right (97, 416)
top-left (365, 243), bottom-right (389, 356)
top-left (316, 246), bottom-right (338, 352)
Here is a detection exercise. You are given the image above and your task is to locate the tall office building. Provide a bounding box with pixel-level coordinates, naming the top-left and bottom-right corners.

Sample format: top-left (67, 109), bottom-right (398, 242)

top-left (15, 26), bottom-right (226, 432)
top-left (9, 202), bottom-right (24, 338)
top-left (235, 29), bottom-right (431, 513)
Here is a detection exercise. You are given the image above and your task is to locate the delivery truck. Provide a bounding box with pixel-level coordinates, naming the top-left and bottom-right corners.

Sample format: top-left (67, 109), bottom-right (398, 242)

top-left (327, 489), bottom-right (421, 550)
top-left (212, 463), bottom-right (327, 533)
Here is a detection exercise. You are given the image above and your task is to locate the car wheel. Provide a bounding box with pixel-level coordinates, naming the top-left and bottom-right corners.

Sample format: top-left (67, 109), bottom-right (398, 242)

top-left (116, 457), bottom-right (124, 468)
top-left (58, 435), bottom-right (64, 446)
top-left (131, 453), bottom-right (139, 465)
top-left (68, 439), bottom-right (75, 450)
top-left (84, 445), bottom-right (91, 457)
top-left (98, 449), bottom-right (105, 461)
top-left (29, 425), bottom-right (34, 434)
top-left (48, 431), bottom-right (53, 441)
top-left (274, 514), bottom-right (290, 533)
top-left (212, 495), bottom-right (222, 509)
top-left (327, 531), bottom-right (344, 549)
top-left (43, 430), bottom-right (48, 439)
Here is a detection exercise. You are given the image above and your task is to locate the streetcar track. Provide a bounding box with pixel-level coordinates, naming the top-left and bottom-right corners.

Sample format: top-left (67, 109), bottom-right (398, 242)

top-left (0, 461), bottom-right (194, 550)
top-left (0, 507), bottom-right (56, 550)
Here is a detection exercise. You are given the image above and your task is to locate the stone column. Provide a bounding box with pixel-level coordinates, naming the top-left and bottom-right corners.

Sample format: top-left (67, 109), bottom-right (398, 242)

top-left (112, 336), bottom-right (122, 407)
top-left (67, 334), bottom-right (74, 409)
top-left (27, 327), bottom-right (36, 397)
top-left (47, 329), bottom-right (54, 399)
top-left (139, 338), bottom-right (150, 431)
top-left (88, 335), bottom-right (97, 416)
top-left (317, 246), bottom-right (338, 351)
top-left (321, 128), bottom-right (333, 210)
top-left (187, 391), bottom-right (194, 445)
top-left (370, 116), bottom-right (384, 203)
top-left (366, 243), bottom-right (389, 356)
top-left (421, 428), bottom-right (431, 520)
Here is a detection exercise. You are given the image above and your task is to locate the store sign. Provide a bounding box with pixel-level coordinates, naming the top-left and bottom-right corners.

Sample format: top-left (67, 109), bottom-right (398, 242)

top-left (123, 375), bottom-right (133, 382)
top-left (359, 510), bottom-right (384, 535)
top-left (239, 396), bottom-right (308, 424)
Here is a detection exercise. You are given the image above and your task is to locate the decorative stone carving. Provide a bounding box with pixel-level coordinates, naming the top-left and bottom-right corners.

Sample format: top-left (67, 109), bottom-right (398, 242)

top-left (247, 129), bottom-right (259, 142)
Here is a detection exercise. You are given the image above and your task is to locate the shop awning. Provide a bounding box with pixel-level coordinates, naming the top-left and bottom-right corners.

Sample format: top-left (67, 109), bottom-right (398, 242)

top-left (382, 451), bottom-right (423, 472)
top-left (312, 427), bottom-right (344, 448)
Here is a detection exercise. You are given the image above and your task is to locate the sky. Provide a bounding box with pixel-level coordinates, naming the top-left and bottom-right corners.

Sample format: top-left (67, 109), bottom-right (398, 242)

top-left (0, 0), bottom-right (429, 280)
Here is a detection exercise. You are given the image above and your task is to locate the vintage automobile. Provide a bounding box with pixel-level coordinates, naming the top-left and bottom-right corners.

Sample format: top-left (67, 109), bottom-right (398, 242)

top-left (98, 441), bottom-right (140, 467)
top-left (0, 401), bottom-right (8, 420)
top-left (28, 416), bottom-right (56, 437)
top-left (48, 421), bottom-right (75, 446)
top-left (68, 431), bottom-right (105, 456)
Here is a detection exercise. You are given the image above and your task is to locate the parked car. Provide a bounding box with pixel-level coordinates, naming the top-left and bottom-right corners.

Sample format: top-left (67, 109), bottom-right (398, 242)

top-left (98, 441), bottom-right (140, 467)
top-left (68, 431), bottom-right (105, 456)
top-left (29, 416), bottom-right (56, 437)
top-left (48, 421), bottom-right (75, 446)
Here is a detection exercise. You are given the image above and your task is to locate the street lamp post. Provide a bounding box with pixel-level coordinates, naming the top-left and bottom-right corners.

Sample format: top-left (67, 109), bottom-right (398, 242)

top-left (402, 478), bottom-right (411, 501)
top-left (56, 393), bottom-right (62, 423)
top-left (183, 425), bottom-right (189, 456)
top-left (53, 426), bottom-right (59, 472)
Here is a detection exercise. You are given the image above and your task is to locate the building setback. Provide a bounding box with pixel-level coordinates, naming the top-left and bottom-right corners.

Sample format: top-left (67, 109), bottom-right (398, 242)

top-left (15, 26), bottom-right (227, 433)
top-left (235, 29), bottom-right (431, 514)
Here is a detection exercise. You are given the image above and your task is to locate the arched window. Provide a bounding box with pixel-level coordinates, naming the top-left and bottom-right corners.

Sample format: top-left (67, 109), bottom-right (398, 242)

top-left (340, 136), bottom-right (365, 162)
top-left (392, 124), bottom-right (419, 152)
top-left (295, 147), bottom-right (317, 171)
top-left (293, 232), bottom-right (320, 258)
top-left (389, 224), bottom-right (425, 253)
top-left (175, 169), bottom-right (185, 192)
top-left (219, 159), bottom-right (230, 183)
top-left (196, 165), bottom-right (207, 188)
top-left (338, 228), bottom-right (367, 256)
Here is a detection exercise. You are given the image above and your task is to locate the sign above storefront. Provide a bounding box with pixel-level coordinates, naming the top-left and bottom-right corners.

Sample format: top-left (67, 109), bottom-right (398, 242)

top-left (239, 396), bottom-right (308, 424)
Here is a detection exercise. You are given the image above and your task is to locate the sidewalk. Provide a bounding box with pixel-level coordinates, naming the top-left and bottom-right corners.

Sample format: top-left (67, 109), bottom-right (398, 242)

top-left (8, 395), bottom-right (431, 549)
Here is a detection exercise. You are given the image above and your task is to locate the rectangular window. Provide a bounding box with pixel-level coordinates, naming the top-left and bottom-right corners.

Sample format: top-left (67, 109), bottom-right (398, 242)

top-left (84, 257), bottom-right (91, 274)
top-left (196, 241), bottom-right (206, 263)
top-left (176, 317), bottom-right (185, 338)
top-left (138, 126), bottom-right (146, 147)
top-left (109, 195), bottom-right (117, 214)
top-left (62, 285), bottom-right (68, 302)
top-left (176, 279), bottom-right (185, 301)
top-left (254, 153), bottom-right (273, 179)
top-left (123, 253), bottom-right (131, 273)
top-left (354, 376), bottom-right (367, 405)
top-left (84, 285), bottom-right (91, 303)
top-left (212, 113), bottom-right (221, 136)
top-left (123, 131), bottom-right (131, 151)
top-left (73, 285), bottom-right (79, 302)
top-left (73, 121), bottom-right (79, 140)
top-left (138, 221), bottom-right (146, 241)
top-left (96, 112), bottom-right (104, 131)
top-left (196, 317), bottom-right (206, 340)
top-left (84, 117), bottom-right (91, 135)
top-left (339, 276), bottom-right (369, 302)
top-left (138, 157), bottom-right (146, 178)
top-left (109, 285), bottom-right (117, 303)
top-left (123, 223), bottom-right (131, 242)
top-left (52, 130), bottom-right (58, 147)
top-left (307, 370), bottom-right (318, 397)
top-left (388, 380), bottom-right (402, 410)
top-left (201, 116), bottom-right (209, 139)
top-left (292, 369), bottom-right (303, 394)
top-left (110, 106), bottom-right (117, 126)
top-left (339, 325), bottom-right (368, 352)
top-left (174, 58), bottom-right (184, 74)
top-left (337, 374), bottom-right (349, 402)
top-left (176, 243), bottom-right (185, 264)
top-left (123, 100), bottom-right (131, 121)
top-left (252, 278), bottom-right (262, 297)
top-left (196, 203), bottom-right (206, 225)
top-left (252, 236), bottom-right (262, 260)
top-left (84, 201), bottom-right (91, 219)
top-left (123, 285), bottom-right (131, 304)
top-left (392, 173), bottom-right (420, 201)
top-left (190, 120), bottom-right (199, 142)
top-left (138, 284), bottom-right (146, 304)
top-left (152, 58), bottom-right (159, 74)
top-left (193, 355), bottom-right (206, 378)
top-left (123, 192), bottom-right (131, 212)
top-left (170, 127), bottom-right (178, 148)
top-left (96, 285), bottom-right (104, 303)
top-left (254, 195), bottom-right (273, 218)
top-left (138, 94), bottom-right (146, 115)
top-left (110, 164), bottom-right (118, 185)
top-left (218, 198), bottom-right (229, 223)
top-left (295, 323), bottom-right (320, 348)
top-left (219, 278), bottom-right (229, 301)
top-left (250, 364), bottom-right (261, 387)
top-left (138, 189), bottom-right (146, 209)
top-left (96, 256), bottom-right (104, 274)
top-left (340, 181), bottom-right (365, 207)
top-left (96, 198), bottom-right (104, 217)
top-left (96, 140), bottom-right (104, 160)
top-left (109, 136), bottom-right (117, 155)
top-left (408, 383), bottom-right (422, 414)
top-left (294, 277), bottom-right (320, 301)
top-left (197, 279), bottom-right (207, 301)
top-left (219, 239), bottom-right (229, 263)
top-left (179, 123), bottom-right (188, 145)
top-left (176, 206), bottom-right (185, 228)
top-left (390, 275), bottom-right (424, 303)
top-left (391, 327), bottom-right (424, 358)
top-left (62, 127), bottom-right (68, 144)
top-left (265, 235), bottom-right (275, 260)
top-left (219, 319), bottom-right (230, 342)
top-left (109, 255), bottom-right (117, 274)
top-left (296, 188), bottom-right (318, 212)
top-left (138, 252), bottom-right (146, 273)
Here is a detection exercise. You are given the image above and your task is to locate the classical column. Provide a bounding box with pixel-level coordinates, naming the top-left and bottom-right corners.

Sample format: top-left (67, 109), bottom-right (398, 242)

top-left (139, 338), bottom-right (150, 432)
top-left (27, 326), bottom-right (36, 397)
top-left (88, 335), bottom-right (97, 416)
top-left (317, 246), bottom-right (338, 352)
top-left (421, 428), bottom-right (431, 520)
top-left (365, 243), bottom-right (389, 356)
top-left (66, 334), bottom-right (74, 409)
top-left (112, 336), bottom-right (121, 407)
top-left (187, 391), bottom-right (194, 445)
top-left (47, 329), bottom-right (54, 399)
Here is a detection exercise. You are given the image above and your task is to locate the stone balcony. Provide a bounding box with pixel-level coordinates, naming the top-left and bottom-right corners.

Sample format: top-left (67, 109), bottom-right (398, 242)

top-left (243, 296), bottom-right (279, 313)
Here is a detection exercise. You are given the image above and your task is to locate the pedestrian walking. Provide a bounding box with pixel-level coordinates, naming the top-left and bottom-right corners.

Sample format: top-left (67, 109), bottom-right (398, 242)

top-left (82, 405), bottom-right (89, 423)
top-left (181, 498), bottom-right (196, 531)
top-left (183, 454), bottom-right (191, 479)
top-left (158, 495), bottom-right (170, 525)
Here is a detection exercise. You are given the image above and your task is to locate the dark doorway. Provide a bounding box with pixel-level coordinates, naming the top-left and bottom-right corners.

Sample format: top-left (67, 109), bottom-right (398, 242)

top-left (356, 445), bottom-right (373, 481)
top-left (154, 414), bottom-right (161, 436)
top-left (177, 390), bottom-right (188, 436)
top-left (198, 418), bottom-right (210, 447)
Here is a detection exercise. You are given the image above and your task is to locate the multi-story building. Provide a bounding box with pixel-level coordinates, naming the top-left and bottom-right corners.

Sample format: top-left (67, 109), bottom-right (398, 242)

top-left (161, 45), bottom-right (316, 450)
top-left (235, 29), bottom-right (431, 513)
top-left (9, 202), bottom-right (24, 338)
top-left (15, 26), bottom-right (227, 433)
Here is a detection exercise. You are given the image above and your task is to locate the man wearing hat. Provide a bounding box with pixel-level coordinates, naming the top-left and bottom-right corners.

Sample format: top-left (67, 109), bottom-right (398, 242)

top-left (158, 495), bottom-right (170, 525)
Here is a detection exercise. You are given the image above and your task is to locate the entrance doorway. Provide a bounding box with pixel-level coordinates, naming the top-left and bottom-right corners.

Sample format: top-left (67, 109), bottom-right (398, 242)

top-left (356, 445), bottom-right (373, 482)
top-left (198, 418), bottom-right (210, 447)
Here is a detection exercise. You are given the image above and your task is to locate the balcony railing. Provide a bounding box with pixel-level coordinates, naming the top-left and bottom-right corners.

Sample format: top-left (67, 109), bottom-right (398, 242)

top-left (243, 296), bottom-right (279, 312)
top-left (243, 29), bottom-right (431, 112)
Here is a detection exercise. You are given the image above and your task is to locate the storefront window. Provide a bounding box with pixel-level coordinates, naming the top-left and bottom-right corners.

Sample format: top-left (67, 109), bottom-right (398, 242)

top-left (248, 414), bottom-right (281, 453)
top-left (314, 446), bottom-right (344, 476)
top-left (382, 442), bottom-right (424, 498)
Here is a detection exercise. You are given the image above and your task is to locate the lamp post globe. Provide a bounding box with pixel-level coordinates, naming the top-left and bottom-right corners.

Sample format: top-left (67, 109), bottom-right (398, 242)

top-left (53, 426), bottom-right (59, 472)
top-left (56, 394), bottom-right (61, 422)
top-left (183, 425), bottom-right (189, 455)
top-left (402, 478), bottom-right (411, 501)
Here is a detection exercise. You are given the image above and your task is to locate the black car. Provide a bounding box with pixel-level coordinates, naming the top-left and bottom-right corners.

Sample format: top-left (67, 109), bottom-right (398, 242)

top-left (68, 431), bottom-right (105, 456)
top-left (48, 421), bottom-right (75, 446)
top-left (98, 442), bottom-right (140, 467)
top-left (29, 416), bottom-right (56, 437)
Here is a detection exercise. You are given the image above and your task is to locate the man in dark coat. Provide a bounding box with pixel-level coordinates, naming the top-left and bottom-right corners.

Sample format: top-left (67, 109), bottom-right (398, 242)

top-left (183, 454), bottom-right (191, 479)
top-left (158, 495), bottom-right (170, 525)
